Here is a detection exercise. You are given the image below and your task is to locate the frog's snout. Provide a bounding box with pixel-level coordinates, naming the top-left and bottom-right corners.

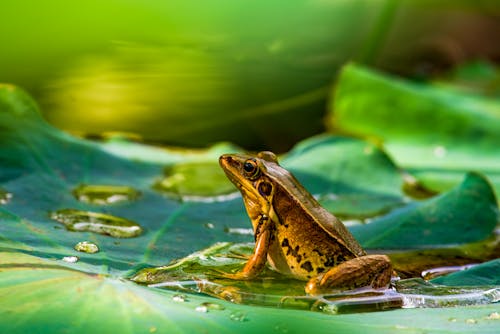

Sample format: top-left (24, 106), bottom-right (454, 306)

top-left (219, 154), bottom-right (232, 167)
top-left (219, 154), bottom-right (240, 171)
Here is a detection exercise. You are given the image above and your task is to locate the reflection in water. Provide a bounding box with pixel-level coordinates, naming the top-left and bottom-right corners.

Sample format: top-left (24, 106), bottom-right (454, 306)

top-left (421, 263), bottom-right (478, 280)
top-left (0, 187), bottom-right (12, 204)
top-left (132, 242), bottom-right (500, 314)
top-left (50, 208), bottom-right (143, 238)
top-left (73, 184), bottom-right (141, 205)
top-left (74, 241), bottom-right (100, 254)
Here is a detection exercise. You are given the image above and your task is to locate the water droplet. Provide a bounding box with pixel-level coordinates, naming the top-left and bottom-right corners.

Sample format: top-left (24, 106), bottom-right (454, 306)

top-left (204, 223), bottom-right (215, 229)
top-left (195, 305), bottom-right (208, 313)
top-left (172, 294), bottom-right (187, 302)
top-left (465, 318), bottom-right (478, 324)
top-left (73, 184), bottom-right (141, 205)
top-left (274, 323), bottom-right (289, 333)
top-left (229, 311), bottom-right (247, 322)
top-left (0, 188), bottom-right (12, 204)
top-left (433, 146), bottom-right (447, 158)
top-left (62, 256), bottom-right (79, 263)
top-left (486, 312), bottom-right (500, 320)
top-left (448, 318), bottom-right (457, 322)
top-left (421, 264), bottom-right (478, 280)
top-left (224, 227), bottom-right (253, 235)
top-left (50, 209), bottom-right (143, 238)
top-left (200, 302), bottom-right (225, 311)
top-left (74, 241), bottom-right (99, 253)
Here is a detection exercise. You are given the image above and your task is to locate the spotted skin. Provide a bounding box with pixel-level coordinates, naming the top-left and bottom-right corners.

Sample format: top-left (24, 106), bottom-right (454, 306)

top-left (219, 152), bottom-right (393, 293)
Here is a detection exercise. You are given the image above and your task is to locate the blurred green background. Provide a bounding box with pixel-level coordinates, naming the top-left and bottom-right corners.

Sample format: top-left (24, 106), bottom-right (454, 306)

top-left (0, 0), bottom-right (498, 151)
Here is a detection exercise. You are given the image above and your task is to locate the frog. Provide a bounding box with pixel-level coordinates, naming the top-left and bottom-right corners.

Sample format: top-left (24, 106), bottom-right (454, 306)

top-left (219, 151), bottom-right (393, 295)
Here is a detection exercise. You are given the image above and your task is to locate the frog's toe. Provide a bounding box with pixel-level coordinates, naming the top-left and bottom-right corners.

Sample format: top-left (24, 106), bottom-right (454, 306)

top-left (304, 276), bottom-right (324, 295)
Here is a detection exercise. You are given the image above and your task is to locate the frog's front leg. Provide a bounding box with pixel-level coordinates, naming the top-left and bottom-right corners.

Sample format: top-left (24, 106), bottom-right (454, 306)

top-left (221, 214), bottom-right (272, 280)
top-left (305, 255), bottom-right (392, 295)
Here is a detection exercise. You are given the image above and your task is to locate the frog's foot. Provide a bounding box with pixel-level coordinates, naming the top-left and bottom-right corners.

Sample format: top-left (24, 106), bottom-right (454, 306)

top-left (305, 255), bottom-right (392, 295)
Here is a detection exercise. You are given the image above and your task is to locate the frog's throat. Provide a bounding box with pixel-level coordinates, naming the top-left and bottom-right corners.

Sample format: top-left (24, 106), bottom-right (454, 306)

top-left (222, 168), bottom-right (258, 199)
top-left (236, 180), bottom-right (261, 203)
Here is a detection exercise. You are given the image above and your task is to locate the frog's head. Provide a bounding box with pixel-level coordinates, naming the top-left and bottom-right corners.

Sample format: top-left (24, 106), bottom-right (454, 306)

top-left (219, 151), bottom-right (279, 217)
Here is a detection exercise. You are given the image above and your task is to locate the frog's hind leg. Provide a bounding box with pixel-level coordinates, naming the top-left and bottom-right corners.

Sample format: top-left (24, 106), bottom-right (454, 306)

top-left (305, 255), bottom-right (392, 295)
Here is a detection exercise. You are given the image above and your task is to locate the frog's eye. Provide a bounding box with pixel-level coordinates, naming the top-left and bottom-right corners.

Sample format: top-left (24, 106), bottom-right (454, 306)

top-left (243, 159), bottom-right (260, 179)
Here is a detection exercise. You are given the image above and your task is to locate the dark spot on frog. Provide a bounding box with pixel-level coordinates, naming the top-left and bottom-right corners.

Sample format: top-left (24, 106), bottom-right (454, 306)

top-left (324, 255), bottom-right (339, 267)
top-left (300, 261), bottom-right (313, 273)
top-left (316, 267), bottom-right (325, 274)
top-left (312, 248), bottom-right (323, 257)
top-left (336, 253), bottom-right (347, 263)
top-left (282, 239), bottom-right (303, 263)
top-left (255, 215), bottom-right (268, 240)
top-left (281, 238), bottom-right (289, 248)
top-left (277, 218), bottom-right (289, 228)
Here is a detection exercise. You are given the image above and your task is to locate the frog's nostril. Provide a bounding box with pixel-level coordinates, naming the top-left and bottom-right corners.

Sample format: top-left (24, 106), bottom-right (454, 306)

top-left (219, 155), bottom-right (232, 165)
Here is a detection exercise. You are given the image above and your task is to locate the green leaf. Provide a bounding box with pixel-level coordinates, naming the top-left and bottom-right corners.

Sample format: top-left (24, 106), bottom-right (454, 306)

top-left (2, 251), bottom-right (500, 334)
top-left (431, 259), bottom-right (500, 286)
top-left (350, 172), bottom-right (498, 249)
top-left (328, 63), bottom-right (500, 198)
top-left (282, 135), bottom-right (405, 218)
top-left (1, 85), bottom-right (499, 333)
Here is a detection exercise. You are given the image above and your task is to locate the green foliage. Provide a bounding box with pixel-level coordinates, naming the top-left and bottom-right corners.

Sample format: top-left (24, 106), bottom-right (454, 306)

top-left (350, 172), bottom-right (497, 248)
top-left (282, 135), bottom-right (405, 218)
top-left (0, 78), bottom-right (499, 333)
top-left (432, 259), bottom-right (500, 286)
top-left (328, 64), bottom-right (500, 197)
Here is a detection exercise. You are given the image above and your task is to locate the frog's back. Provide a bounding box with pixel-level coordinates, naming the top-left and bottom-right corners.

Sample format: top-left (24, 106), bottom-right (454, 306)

top-left (264, 162), bottom-right (365, 279)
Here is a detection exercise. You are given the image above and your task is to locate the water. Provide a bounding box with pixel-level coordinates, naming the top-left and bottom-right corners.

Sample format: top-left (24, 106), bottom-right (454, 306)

top-left (396, 278), bottom-right (500, 308)
top-left (229, 311), bottom-right (247, 322)
top-left (73, 184), bottom-right (141, 205)
top-left (132, 242), bottom-right (500, 315)
top-left (74, 241), bottom-right (99, 253)
top-left (195, 305), bottom-right (208, 313)
top-left (421, 264), bottom-right (478, 280)
top-left (200, 302), bottom-right (225, 311)
top-left (50, 208), bottom-right (143, 238)
top-left (172, 294), bottom-right (187, 302)
top-left (486, 312), bottom-right (500, 320)
top-left (224, 227), bottom-right (253, 236)
top-left (62, 256), bottom-right (79, 263)
top-left (0, 187), bottom-right (12, 204)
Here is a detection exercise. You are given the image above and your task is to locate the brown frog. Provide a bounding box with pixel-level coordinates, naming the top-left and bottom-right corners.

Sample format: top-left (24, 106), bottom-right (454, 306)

top-left (219, 151), bottom-right (393, 295)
